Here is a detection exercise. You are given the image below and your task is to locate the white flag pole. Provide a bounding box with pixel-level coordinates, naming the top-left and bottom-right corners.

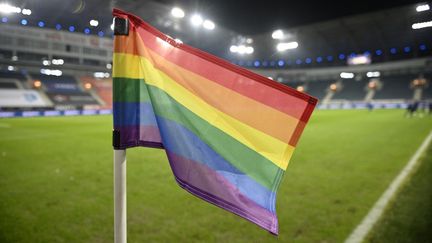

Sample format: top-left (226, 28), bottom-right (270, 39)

top-left (114, 149), bottom-right (126, 243)
top-left (113, 16), bottom-right (130, 243)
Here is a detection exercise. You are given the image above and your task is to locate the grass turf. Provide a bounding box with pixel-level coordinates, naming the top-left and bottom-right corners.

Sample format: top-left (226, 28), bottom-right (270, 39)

top-left (366, 138), bottom-right (432, 243)
top-left (0, 109), bottom-right (431, 242)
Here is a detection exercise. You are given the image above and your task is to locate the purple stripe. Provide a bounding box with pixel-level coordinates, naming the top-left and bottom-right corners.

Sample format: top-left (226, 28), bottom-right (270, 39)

top-left (166, 151), bottom-right (279, 235)
top-left (114, 125), bottom-right (162, 149)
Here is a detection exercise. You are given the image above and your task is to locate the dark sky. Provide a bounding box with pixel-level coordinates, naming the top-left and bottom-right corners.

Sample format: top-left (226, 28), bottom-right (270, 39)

top-left (160, 0), bottom-right (425, 34)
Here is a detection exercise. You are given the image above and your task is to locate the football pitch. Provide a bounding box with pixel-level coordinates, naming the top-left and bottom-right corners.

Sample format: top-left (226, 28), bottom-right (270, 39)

top-left (0, 109), bottom-right (431, 243)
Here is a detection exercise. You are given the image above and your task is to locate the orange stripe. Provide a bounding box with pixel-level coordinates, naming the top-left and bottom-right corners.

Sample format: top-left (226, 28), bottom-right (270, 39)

top-left (117, 27), bottom-right (311, 121)
top-left (114, 32), bottom-right (300, 144)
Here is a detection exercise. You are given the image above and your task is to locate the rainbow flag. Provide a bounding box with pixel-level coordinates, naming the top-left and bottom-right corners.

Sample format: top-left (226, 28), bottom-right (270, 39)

top-left (112, 8), bottom-right (317, 235)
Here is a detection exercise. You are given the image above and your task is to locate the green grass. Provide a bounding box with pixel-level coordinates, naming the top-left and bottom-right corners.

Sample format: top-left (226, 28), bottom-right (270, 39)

top-left (366, 139), bottom-right (432, 243)
top-left (0, 110), bottom-right (431, 243)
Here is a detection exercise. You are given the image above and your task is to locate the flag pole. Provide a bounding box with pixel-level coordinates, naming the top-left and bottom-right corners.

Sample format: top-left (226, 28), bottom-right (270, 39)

top-left (113, 16), bottom-right (129, 243)
top-left (114, 149), bottom-right (126, 243)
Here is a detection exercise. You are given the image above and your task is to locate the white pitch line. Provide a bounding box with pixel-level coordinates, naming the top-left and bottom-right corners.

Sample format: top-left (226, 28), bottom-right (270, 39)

top-left (345, 131), bottom-right (432, 243)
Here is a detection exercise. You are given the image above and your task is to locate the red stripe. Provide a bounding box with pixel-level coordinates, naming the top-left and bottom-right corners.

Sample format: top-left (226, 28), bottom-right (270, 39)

top-left (289, 99), bottom-right (316, 146)
top-left (113, 8), bottom-right (318, 121)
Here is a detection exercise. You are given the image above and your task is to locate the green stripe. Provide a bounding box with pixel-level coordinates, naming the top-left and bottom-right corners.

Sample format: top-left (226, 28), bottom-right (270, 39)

top-left (144, 82), bottom-right (281, 190)
top-left (113, 77), bottom-right (150, 102)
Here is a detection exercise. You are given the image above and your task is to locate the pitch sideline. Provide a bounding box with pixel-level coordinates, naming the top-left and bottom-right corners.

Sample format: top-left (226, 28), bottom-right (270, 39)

top-left (344, 131), bottom-right (432, 243)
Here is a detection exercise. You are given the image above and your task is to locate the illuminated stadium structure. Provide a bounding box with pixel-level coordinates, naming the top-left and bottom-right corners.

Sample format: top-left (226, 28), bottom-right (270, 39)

top-left (0, 1), bottom-right (431, 114)
top-left (2, 2), bottom-right (432, 243)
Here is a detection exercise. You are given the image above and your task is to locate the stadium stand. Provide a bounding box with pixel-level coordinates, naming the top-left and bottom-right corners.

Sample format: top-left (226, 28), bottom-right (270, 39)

top-left (0, 70), bottom-right (27, 82)
top-left (0, 82), bottom-right (19, 89)
top-left (422, 74), bottom-right (432, 99)
top-left (79, 77), bottom-right (113, 109)
top-left (0, 1), bottom-right (431, 113)
top-left (333, 79), bottom-right (367, 100)
top-left (304, 80), bottom-right (334, 101)
top-left (30, 74), bottom-right (99, 107)
top-left (374, 74), bottom-right (414, 100)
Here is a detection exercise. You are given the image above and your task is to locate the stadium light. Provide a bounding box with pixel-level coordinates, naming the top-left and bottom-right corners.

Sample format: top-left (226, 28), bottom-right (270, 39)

top-left (203, 19), bottom-right (215, 30)
top-left (297, 86), bottom-right (305, 92)
top-left (190, 14), bottom-right (203, 27)
top-left (278, 60), bottom-right (285, 66)
top-left (1, 17), bottom-right (7, 23)
top-left (416, 4), bottom-right (430, 12)
top-left (368, 80), bottom-right (378, 90)
top-left (21, 8), bottom-right (31, 15)
top-left (329, 83), bottom-right (338, 91)
top-left (52, 59), bottom-right (64, 65)
top-left (230, 45), bottom-right (254, 55)
top-left (0, 3), bottom-right (21, 14)
top-left (94, 72), bottom-right (110, 78)
top-left (84, 83), bottom-right (92, 90)
top-left (33, 80), bottom-right (42, 88)
top-left (245, 46), bottom-right (254, 54)
top-left (340, 72), bottom-right (355, 79)
top-left (7, 65), bottom-right (14, 71)
top-left (171, 7), bottom-right (185, 18)
top-left (42, 60), bottom-right (51, 66)
top-left (412, 20), bottom-right (432, 29)
top-left (237, 45), bottom-right (247, 54)
top-left (272, 29), bottom-right (284, 39)
top-left (38, 21), bottom-right (45, 27)
top-left (40, 69), bottom-right (62, 76)
top-left (366, 71), bottom-right (380, 78)
top-left (69, 26), bottom-right (75, 32)
top-left (347, 54), bottom-right (371, 65)
top-left (230, 45), bottom-right (238, 53)
top-left (106, 63), bottom-right (112, 69)
top-left (20, 19), bottom-right (28, 25)
top-left (89, 19), bottom-right (99, 27)
top-left (276, 42), bottom-right (298, 52)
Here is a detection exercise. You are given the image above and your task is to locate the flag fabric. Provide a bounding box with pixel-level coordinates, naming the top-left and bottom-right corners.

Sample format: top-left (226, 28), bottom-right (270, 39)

top-left (112, 8), bottom-right (317, 235)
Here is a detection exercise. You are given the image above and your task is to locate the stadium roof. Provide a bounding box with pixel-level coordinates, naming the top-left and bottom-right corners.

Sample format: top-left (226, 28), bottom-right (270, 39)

top-left (4, 0), bottom-right (432, 62)
top-left (158, 0), bottom-right (424, 35)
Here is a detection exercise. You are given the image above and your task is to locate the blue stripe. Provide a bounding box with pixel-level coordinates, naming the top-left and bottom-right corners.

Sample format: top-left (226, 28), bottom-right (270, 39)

top-left (155, 115), bottom-right (275, 212)
top-left (113, 102), bottom-right (158, 127)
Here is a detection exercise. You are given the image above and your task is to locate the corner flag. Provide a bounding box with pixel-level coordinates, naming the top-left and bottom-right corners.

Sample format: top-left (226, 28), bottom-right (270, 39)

top-left (112, 8), bottom-right (317, 235)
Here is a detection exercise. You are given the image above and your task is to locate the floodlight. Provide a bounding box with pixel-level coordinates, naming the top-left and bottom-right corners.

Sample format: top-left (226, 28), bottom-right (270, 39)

top-left (171, 7), bottom-right (185, 18)
top-left (340, 72), bottom-right (355, 79)
top-left (22, 8), bottom-right (31, 15)
top-left (416, 4), bottom-right (430, 12)
top-left (272, 29), bottom-right (284, 39)
top-left (90, 19), bottom-right (99, 27)
top-left (412, 20), bottom-right (432, 29)
top-left (276, 42), bottom-right (298, 51)
top-left (245, 46), bottom-right (254, 54)
top-left (0, 4), bottom-right (21, 14)
top-left (203, 20), bottom-right (215, 30)
top-left (190, 14), bottom-right (203, 27)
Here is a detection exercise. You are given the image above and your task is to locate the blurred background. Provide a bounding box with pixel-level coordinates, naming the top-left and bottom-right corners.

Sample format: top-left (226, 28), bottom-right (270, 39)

top-left (0, 1), bottom-right (431, 243)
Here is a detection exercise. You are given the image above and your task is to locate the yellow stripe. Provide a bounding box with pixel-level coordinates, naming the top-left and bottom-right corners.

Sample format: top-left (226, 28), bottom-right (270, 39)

top-left (113, 53), bottom-right (294, 170)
